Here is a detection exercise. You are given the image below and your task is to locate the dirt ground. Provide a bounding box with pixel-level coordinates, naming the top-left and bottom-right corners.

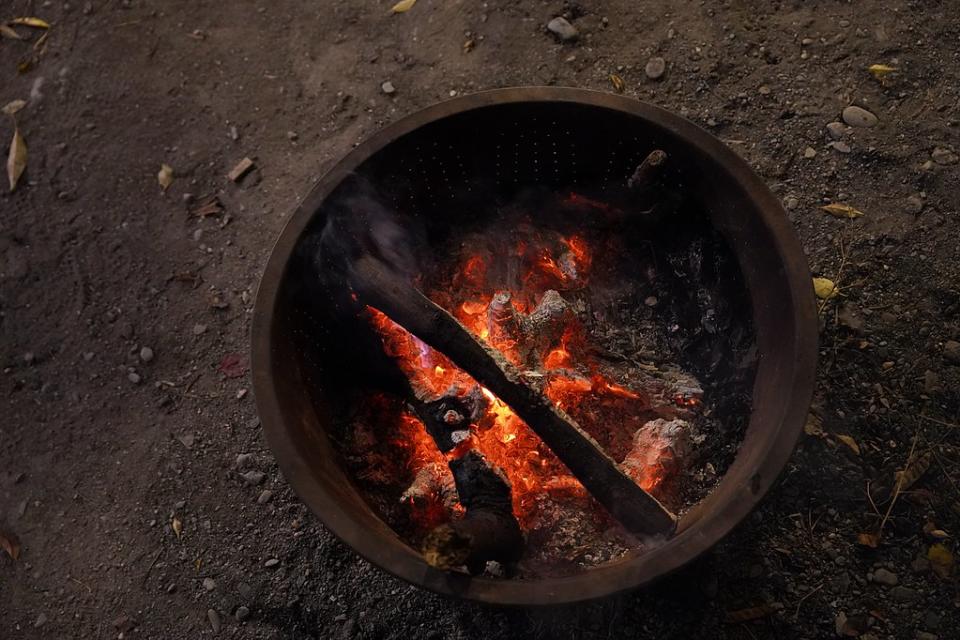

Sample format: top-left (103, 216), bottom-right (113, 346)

top-left (2, 0), bottom-right (960, 638)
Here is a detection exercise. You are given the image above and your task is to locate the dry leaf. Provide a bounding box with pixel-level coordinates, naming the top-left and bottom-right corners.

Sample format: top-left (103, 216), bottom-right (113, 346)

top-left (10, 17), bottom-right (51, 29)
top-left (33, 31), bottom-right (49, 53)
top-left (390, 0), bottom-right (417, 12)
top-left (172, 517), bottom-right (183, 539)
top-left (0, 528), bottom-right (21, 560)
top-left (856, 532), bottom-right (880, 548)
top-left (609, 74), bottom-right (625, 93)
top-left (822, 203), bottom-right (864, 219)
top-left (835, 434), bottom-right (860, 455)
top-left (725, 604), bottom-right (774, 624)
top-left (804, 412), bottom-right (825, 437)
top-left (813, 277), bottom-right (837, 300)
top-left (7, 126), bottom-right (26, 192)
top-left (194, 557), bottom-right (203, 571)
top-left (158, 163), bottom-right (174, 190)
top-left (2, 99), bottom-right (26, 116)
top-left (0, 24), bottom-right (22, 39)
top-left (868, 64), bottom-right (896, 81)
top-left (929, 529), bottom-right (949, 540)
top-left (895, 451), bottom-right (931, 491)
top-left (928, 543), bottom-right (954, 578)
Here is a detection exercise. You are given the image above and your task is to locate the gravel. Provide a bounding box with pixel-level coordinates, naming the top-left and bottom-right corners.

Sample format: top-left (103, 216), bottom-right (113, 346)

top-left (644, 56), bottom-right (666, 80)
top-left (872, 568), bottom-right (898, 586)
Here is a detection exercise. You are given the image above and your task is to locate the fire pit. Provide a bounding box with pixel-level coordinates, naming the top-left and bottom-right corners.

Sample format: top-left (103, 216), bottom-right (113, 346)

top-left (252, 87), bottom-right (817, 605)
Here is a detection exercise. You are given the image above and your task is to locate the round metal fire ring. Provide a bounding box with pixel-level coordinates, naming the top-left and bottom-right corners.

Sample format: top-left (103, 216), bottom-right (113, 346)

top-left (252, 87), bottom-right (818, 605)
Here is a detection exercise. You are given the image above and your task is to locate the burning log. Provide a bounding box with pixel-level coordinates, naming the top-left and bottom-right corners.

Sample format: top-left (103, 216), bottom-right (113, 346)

top-left (406, 383), bottom-right (485, 453)
top-left (348, 253), bottom-right (678, 538)
top-left (520, 289), bottom-right (573, 365)
top-left (621, 418), bottom-right (697, 493)
top-left (422, 450), bottom-right (523, 574)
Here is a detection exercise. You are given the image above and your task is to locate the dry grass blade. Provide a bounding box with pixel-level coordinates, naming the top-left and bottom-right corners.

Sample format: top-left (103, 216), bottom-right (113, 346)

top-left (10, 17), bottom-right (50, 29)
top-left (822, 203), bottom-right (864, 219)
top-left (0, 24), bottom-right (22, 39)
top-left (609, 74), bottom-right (625, 93)
top-left (895, 451), bottom-right (932, 491)
top-left (2, 99), bottom-right (26, 116)
top-left (7, 126), bottom-right (27, 191)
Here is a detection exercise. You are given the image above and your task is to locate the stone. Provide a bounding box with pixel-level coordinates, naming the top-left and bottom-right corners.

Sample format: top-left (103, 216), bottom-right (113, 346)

top-left (924, 370), bottom-right (941, 394)
top-left (644, 296), bottom-right (658, 307)
top-left (35, 613), bottom-right (47, 628)
top-left (236, 453), bottom-right (254, 469)
top-left (177, 433), bottom-right (195, 449)
top-left (916, 633), bottom-right (938, 640)
top-left (783, 195), bottom-right (799, 210)
top-left (943, 340), bottom-right (960, 365)
top-left (193, 323), bottom-right (207, 335)
top-left (203, 577), bottom-right (216, 591)
top-left (891, 585), bottom-right (919, 603)
top-left (842, 105), bottom-right (878, 128)
top-left (826, 121), bottom-right (846, 139)
top-left (241, 470), bottom-right (265, 485)
top-left (931, 147), bottom-right (958, 165)
top-left (235, 606), bottom-right (250, 622)
top-left (380, 81), bottom-right (396, 95)
top-left (803, 146), bottom-right (817, 158)
top-left (872, 567), bottom-right (898, 586)
top-left (903, 195), bottom-right (924, 215)
top-left (207, 608), bottom-right (221, 633)
top-left (257, 490), bottom-right (274, 504)
top-left (264, 558), bottom-right (280, 568)
top-left (113, 615), bottom-right (135, 632)
top-left (286, 131), bottom-right (298, 140)
top-left (128, 372), bottom-right (141, 385)
top-left (829, 141), bottom-right (852, 154)
top-left (645, 56), bottom-right (666, 80)
top-left (837, 304), bottom-right (865, 332)
top-left (547, 17), bottom-right (578, 41)
top-left (139, 346), bottom-right (154, 363)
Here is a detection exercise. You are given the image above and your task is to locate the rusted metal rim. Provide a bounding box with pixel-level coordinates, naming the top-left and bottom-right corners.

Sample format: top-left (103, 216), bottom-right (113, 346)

top-left (252, 87), bottom-right (818, 606)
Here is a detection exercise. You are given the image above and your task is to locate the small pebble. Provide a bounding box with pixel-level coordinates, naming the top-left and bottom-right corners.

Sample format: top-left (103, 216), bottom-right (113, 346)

top-left (872, 567), bottom-right (898, 586)
top-left (236, 388), bottom-right (248, 400)
top-left (943, 340), bottom-right (960, 365)
top-left (826, 121), bottom-right (846, 139)
top-left (203, 577), bottom-right (216, 591)
top-left (645, 56), bottom-right (666, 80)
top-left (286, 130), bottom-right (298, 140)
top-left (229, 126), bottom-right (239, 141)
top-left (803, 146), bottom-right (817, 158)
top-left (35, 613), bottom-right (47, 628)
top-left (264, 558), bottom-right (280, 568)
top-left (24, 351), bottom-right (35, 364)
top-left (380, 81), bottom-right (396, 95)
top-left (242, 470), bottom-right (265, 485)
top-left (916, 632), bottom-right (938, 640)
top-left (903, 195), bottom-right (924, 215)
top-left (842, 105), bottom-right (878, 128)
top-left (139, 346), bottom-right (154, 363)
top-left (257, 490), bottom-right (274, 504)
top-left (783, 195), bottom-right (799, 210)
top-left (235, 606), bottom-right (250, 622)
top-left (931, 147), bottom-right (958, 165)
top-left (547, 17), bottom-right (578, 41)
top-left (829, 141), bottom-right (852, 154)
top-left (193, 323), bottom-right (208, 336)
top-left (128, 372), bottom-right (142, 384)
top-left (207, 608), bottom-right (221, 634)
top-left (758, 85), bottom-right (771, 95)
top-left (644, 296), bottom-right (658, 307)
top-left (891, 585), bottom-right (920, 603)
top-left (236, 453), bottom-right (254, 469)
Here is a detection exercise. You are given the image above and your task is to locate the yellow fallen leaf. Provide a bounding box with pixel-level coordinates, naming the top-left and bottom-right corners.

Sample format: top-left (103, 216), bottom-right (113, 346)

top-left (7, 127), bottom-right (26, 192)
top-left (10, 17), bottom-right (50, 29)
top-left (609, 74), bottom-right (625, 93)
top-left (172, 517), bottom-right (182, 539)
top-left (813, 277), bottom-right (837, 300)
top-left (0, 23), bottom-right (23, 39)
top-left (835, 434), bottom-right (860, 455)
top-left (928, 543), bottom-right (954, 578)
top-left (2, 99), bottom-right (26, 116)
top-left (158, 163), bottom-right (174, 190)
top-left (804, 412), bottom-right (825, 437)
top-left (822, 203), bottom-right (864, 219)
top-left (390, 0), bottom-right (416, 12)
top-left (868, 64), bottom-right (896, 81)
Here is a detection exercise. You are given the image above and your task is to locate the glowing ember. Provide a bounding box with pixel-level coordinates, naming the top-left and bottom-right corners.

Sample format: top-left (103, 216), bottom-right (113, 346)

top-left (365, 231), bottom-right (693, 529)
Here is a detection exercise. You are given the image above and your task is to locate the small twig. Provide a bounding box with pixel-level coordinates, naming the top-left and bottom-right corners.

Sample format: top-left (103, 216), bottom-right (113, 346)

top-left (70, 576), bottom-right (93, 594)
top-left (142, 548), bottom-right (163, 584)
top-left (818, 235), bottom-right (849, 316)
top-left (865, 480), bottom-right (882, 518)
top-left (919, 414), bottom-right (960, 429)
top-left (873, 429), bottom-right (920, 539)
top-left (792, 582), bottom-right (824, 620)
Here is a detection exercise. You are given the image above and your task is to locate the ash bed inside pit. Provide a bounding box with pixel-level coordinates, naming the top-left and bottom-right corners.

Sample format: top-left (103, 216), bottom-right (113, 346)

top-left (292, 170), bottom-right (756, 579)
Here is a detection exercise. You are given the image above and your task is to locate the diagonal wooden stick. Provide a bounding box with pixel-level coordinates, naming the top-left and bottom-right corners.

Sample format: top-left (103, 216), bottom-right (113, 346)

top-left (350, 254), bottom-right (678, 538)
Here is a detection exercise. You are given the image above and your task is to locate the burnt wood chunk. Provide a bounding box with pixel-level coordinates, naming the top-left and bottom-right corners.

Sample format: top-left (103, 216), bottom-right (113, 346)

top-left (349, 254), bottom-right (678, 538)
top-left (422, 451), bottom-right (523, 573)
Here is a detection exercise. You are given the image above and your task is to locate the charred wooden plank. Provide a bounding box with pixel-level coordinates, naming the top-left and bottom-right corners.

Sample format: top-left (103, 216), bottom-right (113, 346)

top-left (349, 254), bottom-right (678, 538)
